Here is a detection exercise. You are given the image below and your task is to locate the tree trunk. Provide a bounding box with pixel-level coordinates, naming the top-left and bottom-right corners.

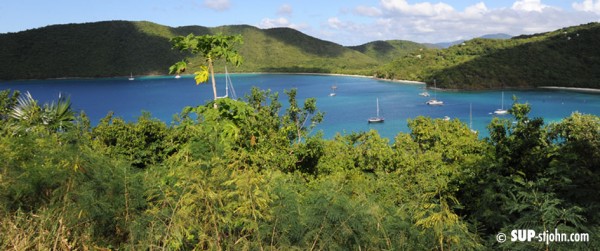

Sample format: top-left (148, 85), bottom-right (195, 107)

top-left (209, 58), bottom-right (217, 101)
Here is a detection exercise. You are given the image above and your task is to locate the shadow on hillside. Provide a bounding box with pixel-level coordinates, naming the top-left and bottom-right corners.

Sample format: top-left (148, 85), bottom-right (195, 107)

top-left (348, 41), bottom-right (395, 55)
top-left (0, 21), bottom-right (184, 80)
top-left (429, 25), bottom-right (600, 90)
top-left (263, 28), bottom-right (347, 58)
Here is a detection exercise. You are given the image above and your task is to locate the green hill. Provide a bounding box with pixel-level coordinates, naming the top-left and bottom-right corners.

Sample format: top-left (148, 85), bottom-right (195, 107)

top-left (0, 21), bottom-right (380, 80)
top-left (347, 40), bottom-right (430, 62)
top-left (376, 22), bottom-right (600, 89)
top-left (0, 21), bottom-right (182, 80)
top-left (3, 20), bottom-right (600, 90)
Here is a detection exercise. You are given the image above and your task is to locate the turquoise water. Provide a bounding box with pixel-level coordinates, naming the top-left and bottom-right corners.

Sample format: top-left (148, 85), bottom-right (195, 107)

top-left (2, 74), bottom-right (600, 139)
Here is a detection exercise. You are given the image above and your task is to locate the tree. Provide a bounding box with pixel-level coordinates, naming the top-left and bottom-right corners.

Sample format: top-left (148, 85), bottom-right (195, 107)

top-left (281, 89), bottom-right (324, 144)
top-left (9, 91), bottom-right (75, 133)
top-left (169, 33), bottom-right (243, 101)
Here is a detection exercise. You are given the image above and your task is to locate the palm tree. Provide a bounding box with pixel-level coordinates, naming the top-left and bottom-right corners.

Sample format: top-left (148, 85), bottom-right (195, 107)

top-left (42, 93), bottom-right (75, 131)
top-left (10, 91), bottom-right (42, 127)
top-left (169, 33), bottom-right (243, 101)
top-left (10, 91), bottom-right (75, 132)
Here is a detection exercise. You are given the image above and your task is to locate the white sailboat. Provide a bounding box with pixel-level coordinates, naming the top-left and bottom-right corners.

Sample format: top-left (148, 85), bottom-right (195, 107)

top-left (368, 98), bottom-right (384, 123)
top-left (174, 74), bottom-right (181, 79)
top-left (329, 85), bottom-right (337, 96)
top-left (128, 73), bottom-right (135, 81)
top-left (426, 79), bottom-right (444, 106)
top-left (470, 103), bottom-right (477, 133)
top-left (216, 67), bottom-right (237, 100)
top-left (493, 92), bottom-right (508, 115)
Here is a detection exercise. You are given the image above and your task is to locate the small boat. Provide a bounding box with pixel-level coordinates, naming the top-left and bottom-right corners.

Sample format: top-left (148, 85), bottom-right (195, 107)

top-left (329, 85), bottom-right (337, 96)
top-left (493, 92), bottom-right (508, 115)
top-left (426, 80), bottom-right (443, 106)
top-left (216, 67), bottom-right (237, 99)
top-left (443, 116), bottom-right (450, 121)
top-left (174, 74), bottom-right (181, 79)
top-left (128, 73), bottom-right (135, 81)
top-left (368, 98), bottom-right (384, 123)
top-left (426, 99), bottom-right (444, 106)
top-left (419, 92), bottom-right (430, 97)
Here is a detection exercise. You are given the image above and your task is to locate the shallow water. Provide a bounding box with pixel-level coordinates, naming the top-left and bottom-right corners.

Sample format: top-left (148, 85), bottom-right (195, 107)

top-left (2, 74), bottom-right (600, 139)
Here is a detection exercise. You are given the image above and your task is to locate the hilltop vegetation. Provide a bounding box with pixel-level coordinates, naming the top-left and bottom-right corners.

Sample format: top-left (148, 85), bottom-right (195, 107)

top-left (1, 89), bottom-right (599, 250)
top-left (1, 20), bottom-right (600, 89)
top-left (0, 21), bottom-right (181, 80)
top-left (347, 39), bottom-right (430, 62)
top-left (376, 22), bottom-right (600, 89)
top-left (0, 21), bottom-right (384, 80)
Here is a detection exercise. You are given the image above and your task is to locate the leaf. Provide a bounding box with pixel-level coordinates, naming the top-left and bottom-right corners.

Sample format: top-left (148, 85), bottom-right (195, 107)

top-left (194, 66), bottom-right (209, 85)
top-left (169, 61), bottom-right (187, 74)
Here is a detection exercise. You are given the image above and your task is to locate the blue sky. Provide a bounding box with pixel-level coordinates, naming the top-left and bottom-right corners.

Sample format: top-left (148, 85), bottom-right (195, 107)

top-left (2, 0), bottom-right (600, 45)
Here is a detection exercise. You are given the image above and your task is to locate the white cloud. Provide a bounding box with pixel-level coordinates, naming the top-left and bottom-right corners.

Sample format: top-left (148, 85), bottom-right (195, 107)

top-left (278, 4), bottom-right (293, 16)
top-left (354, 6), bottom-right (383, 17)
top-left (327, 17), bottom-right (343, 29)
top-left (259, 17), bottom-right (291, 28)
top-left (312, 0), bottom-right (600, 45)
top-left (258, 17), bottom-right (308, 31)
top-left (573, 0), bottom-right (600, 14)
top-left (203, 0), bottom-right (230, 11)
top-left (463, 2), bottom-right (488, 19)
top-left (511, 0), bottom-right (548, 12)
top-left (381, 0), bottom-right (454, 17)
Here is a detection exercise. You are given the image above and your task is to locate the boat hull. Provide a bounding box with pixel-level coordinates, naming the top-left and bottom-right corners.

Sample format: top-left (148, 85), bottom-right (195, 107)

top-left (493, 109), bottom-right (508, 115)
top-left (426, 100), bottom-right (444, 106)
top-left (368, 118), bottom-right (384, 123)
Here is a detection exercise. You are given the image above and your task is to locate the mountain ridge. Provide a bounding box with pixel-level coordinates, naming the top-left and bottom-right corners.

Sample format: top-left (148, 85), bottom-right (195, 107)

top-left (375, 22), bottom-right (600, 89)
top-left (1, 20), bottom-right (599, 90)
top-left (0, 21), bottom-right (390, 80)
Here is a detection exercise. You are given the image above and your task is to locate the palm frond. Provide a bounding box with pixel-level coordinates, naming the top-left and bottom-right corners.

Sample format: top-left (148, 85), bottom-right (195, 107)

top-left (10, 91), bottom-right (41, 124)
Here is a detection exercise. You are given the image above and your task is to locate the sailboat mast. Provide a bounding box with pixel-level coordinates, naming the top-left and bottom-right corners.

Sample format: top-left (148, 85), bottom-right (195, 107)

top-left (501, 92), bottom-right (504, 109)
top-left (376, 98), bottom-right (380, 117)
top-left (469, 103), bottom-right (473, 129)
top-left (434, 79), bottom-right (437, 100)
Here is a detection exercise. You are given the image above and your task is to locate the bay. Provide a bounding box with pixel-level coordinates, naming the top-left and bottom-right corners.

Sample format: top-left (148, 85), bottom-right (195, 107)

top-left (2, 74), bottom-right (600, 139)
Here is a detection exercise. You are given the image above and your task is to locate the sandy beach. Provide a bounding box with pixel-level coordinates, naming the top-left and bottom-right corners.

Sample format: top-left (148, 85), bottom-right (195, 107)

top-left (538, 86), bottom-right (600, 94)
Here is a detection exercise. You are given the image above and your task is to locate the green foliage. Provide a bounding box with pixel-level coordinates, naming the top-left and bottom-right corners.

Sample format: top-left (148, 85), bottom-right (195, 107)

top-left (0, 89), bottom-right (19, 122)
top-left (0, 21), bottom-right (182, 80)
top-left (91, 112), bottom-right (175, 168)
top-left (168, 60), bottom-right (187, 75)
top-left (281, 88), bottom-right (324, 144)
top-left (377, 22), bottom-right (600, 89)
top-left (7, 91), bottom-right (75, 133)
top-left (0, 21), bottom-right (383, 80)
top-left (170, 33), bottom-right (244, 99)
top-left (3, 21), bottom-right (600, 90)
top-left (1, 90), bottom-right (599, 250)
top-left (348, 39), bottom-right (430, 62)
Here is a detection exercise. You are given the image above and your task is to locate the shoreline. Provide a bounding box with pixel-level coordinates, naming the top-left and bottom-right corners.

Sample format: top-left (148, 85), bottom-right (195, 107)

top-left (223, 72), bottom-right (427, 85)
top-left (4, 74), bottom-right (600, 94)
top-left (1, 72), bottom-right (428, 85)
top-left (538, 86), bottom-right (600, 94)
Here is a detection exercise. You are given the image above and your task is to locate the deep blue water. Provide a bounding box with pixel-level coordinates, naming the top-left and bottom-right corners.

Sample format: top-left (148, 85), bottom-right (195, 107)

top-left (2, 74), bottom-right (600, 139)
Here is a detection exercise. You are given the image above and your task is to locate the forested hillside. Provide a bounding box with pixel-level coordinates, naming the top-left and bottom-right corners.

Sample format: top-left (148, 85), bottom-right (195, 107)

top-left (376, 22), bottom-right (600, 89)
top-left (0, 21), bottom-right (382, 80)
top-left (1, 89), bottom-right (599, 250)
top-left (0, 21), bottom-right (181, 80)
top-left (2, 20), bottom-right (600, 89)
top-left (347, 40), bottom-right (430, 61)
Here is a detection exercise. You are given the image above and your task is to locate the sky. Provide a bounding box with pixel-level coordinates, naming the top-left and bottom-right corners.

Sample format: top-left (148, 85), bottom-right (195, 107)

top-left (1, 0), bottom-right (600, 46)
